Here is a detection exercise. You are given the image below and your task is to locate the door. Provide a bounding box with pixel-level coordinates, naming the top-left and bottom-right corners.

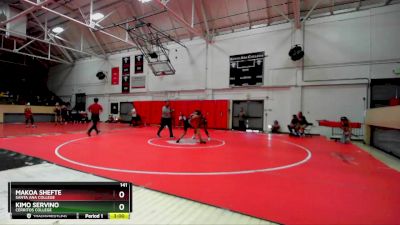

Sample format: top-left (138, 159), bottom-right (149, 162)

top-left (120, 102), bottom-right (133, 122)
top-left (232, 100), bottom-right (264, 131)
top-left (110, 103), bottom-right (118, 114)
top-left (75, 93), bottom-right (86, 111)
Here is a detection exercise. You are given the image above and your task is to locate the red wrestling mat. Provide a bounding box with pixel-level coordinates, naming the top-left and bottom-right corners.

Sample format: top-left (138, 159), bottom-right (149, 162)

top-left (1, 124), bottom-right (399, 224)
top-left (0, 122), bottom-right (127, 138)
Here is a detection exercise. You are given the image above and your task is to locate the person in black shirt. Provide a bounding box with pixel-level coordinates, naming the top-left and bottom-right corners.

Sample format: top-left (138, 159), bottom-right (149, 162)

top-left (61, 104), bottom-right (68, 124)
top-left (238, 107), bottom-right (246, 131)
top-left (271, 120), bottom-right (281, 133)
top-left (288, 114), bottom-right (300, 136)
top-left (298, 111), bottom-right (309, 135)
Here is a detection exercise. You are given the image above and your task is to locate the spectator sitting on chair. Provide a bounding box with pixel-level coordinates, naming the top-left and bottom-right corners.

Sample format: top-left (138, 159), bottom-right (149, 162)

top-left (340, 116), bottom-right (351, 144)
top-left (298, 111), bottom-right (310, 135)
top-left (106, 114), bottom-right (114, 123)
top-left (288, 114), bottom-right (300, 136)
top-left (271, 120), bottom-right (281, 133)
top-left (71, 107), bottom-right (79, 124)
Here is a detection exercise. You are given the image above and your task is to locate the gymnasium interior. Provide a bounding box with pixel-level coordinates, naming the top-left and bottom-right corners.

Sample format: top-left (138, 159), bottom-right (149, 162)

top-left (0, 0), bottom-right (400, 224)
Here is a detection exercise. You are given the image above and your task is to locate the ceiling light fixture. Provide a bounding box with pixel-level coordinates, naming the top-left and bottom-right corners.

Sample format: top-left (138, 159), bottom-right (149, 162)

top-left (52, 26), bottom-right (64, 34)
top-left (138, 0), bottom-right (151, 3)
top-left (92, 12), bottom-right (104, 21)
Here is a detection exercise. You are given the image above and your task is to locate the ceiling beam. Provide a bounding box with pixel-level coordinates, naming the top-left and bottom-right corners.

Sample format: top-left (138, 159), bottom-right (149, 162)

top-left (191, 0), bottom-right (195, 28)
top-left (271, 3), bottom-right (291, 22)
top-left (0, 27), bottom-right (98, 58)
top-left (0, 43), bottom-right (70, 64)
top-left (245, 0), bottom-right (252, 28)
top-left (78, 7), bottom-right (107, 56)
top-left (123, 1), bottom-right (153, 45)
top-left (20, 0), bottom-right (137, 49)
top-left (166, 14), bottom-right (181, 41)
top-left (0, 0), bottom-right (54, 27)
top-left (265, 0), bottom-right (270, 25)
top-left (26, 45), bottom-right (71, 64)
top-left (16, 38), bottom-right (36, 52)
top-left (25, 48), bottom-right (49, 68)
top-left (32, 0), bottom-right (123, 29)
top-left (29, 12), bottom-right (74, 62)
top-left (199, 0), bottom-right (210, 41)
top-left (175, 0), bottom-right (193, 39)
top-left (223, 0), bottom-right (236, 32)
top-left (153, 0), bottom-right (204, 40)
top-left (303, 0), bottom-right (324, 21)
top-left (49, 0), bottom-right (110, 55)
top-left (292, 0), bottom-right (301, 29)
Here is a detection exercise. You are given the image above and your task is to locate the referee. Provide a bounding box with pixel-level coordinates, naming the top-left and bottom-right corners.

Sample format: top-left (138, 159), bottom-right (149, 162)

top-left (156, 101), bottom-right (174, 138)
top-left (87, 98), bottom-right (103, 136)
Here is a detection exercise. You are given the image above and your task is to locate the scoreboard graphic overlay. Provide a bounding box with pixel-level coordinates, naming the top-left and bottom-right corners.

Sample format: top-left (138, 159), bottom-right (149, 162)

top-left (229, 52), bottom-right (265, 87)
top-left (8, 182), bottom-right (132, 220)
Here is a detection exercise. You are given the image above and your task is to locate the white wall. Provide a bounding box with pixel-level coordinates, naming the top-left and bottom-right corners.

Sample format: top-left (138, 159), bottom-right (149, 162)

top-left (302, 85), bottom-right (368, 136)
top-left (148, 40), bottom-right (207, 91)
top-left (47, 4), bottom-right (400, 133)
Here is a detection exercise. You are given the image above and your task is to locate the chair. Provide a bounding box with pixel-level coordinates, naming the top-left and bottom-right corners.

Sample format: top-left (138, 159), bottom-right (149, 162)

top-left (303, 123), bottom-right (314, 137)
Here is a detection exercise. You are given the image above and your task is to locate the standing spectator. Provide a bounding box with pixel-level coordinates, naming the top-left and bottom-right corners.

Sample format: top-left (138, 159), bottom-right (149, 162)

top-left (71, 107), bottom-right (79, 124)
top-left (87, 98), bottom-right (103, 136)
top-left (24, 102), bottom-right (36, 128)
top-left (238, 107), bottom-right (247, 131)
top-left (61, 104), bottom-right (68, 124)
top-left (156, 101), bottom-right (174, 138)
top-left (54, 103), bottom-right (62, 125)
top-left (66, 102), bottom-right (72, 122)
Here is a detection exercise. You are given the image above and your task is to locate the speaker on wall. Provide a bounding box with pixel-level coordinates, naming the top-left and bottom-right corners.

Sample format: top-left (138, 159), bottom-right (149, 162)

top-left (96, 71), bottom-right (106, 80)
top-left (110, 103), bottom-right (118, 114)
top-left (289, 45), bottom-right (304, 61)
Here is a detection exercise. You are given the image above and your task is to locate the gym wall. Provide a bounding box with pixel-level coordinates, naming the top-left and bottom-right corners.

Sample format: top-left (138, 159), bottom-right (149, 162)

top-left (47, 5), bottom-right (400, 132)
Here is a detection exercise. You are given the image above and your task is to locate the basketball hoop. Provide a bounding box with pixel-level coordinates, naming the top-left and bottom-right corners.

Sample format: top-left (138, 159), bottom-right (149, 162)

top-left (148, 61), bottom-right (175, 76)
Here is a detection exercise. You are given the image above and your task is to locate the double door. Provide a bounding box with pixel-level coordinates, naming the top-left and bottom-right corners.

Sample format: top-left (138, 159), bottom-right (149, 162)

top-left (232, 100), bottom-right (264, 131)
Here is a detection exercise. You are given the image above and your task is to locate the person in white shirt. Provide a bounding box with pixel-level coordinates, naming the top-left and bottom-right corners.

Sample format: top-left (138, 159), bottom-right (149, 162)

top-left (156, 101), bottom-right (174, 138)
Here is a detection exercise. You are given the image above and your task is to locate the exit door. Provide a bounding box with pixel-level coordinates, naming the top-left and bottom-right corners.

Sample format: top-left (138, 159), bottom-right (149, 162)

top-left (232, 100), bottom-right (264, 131)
